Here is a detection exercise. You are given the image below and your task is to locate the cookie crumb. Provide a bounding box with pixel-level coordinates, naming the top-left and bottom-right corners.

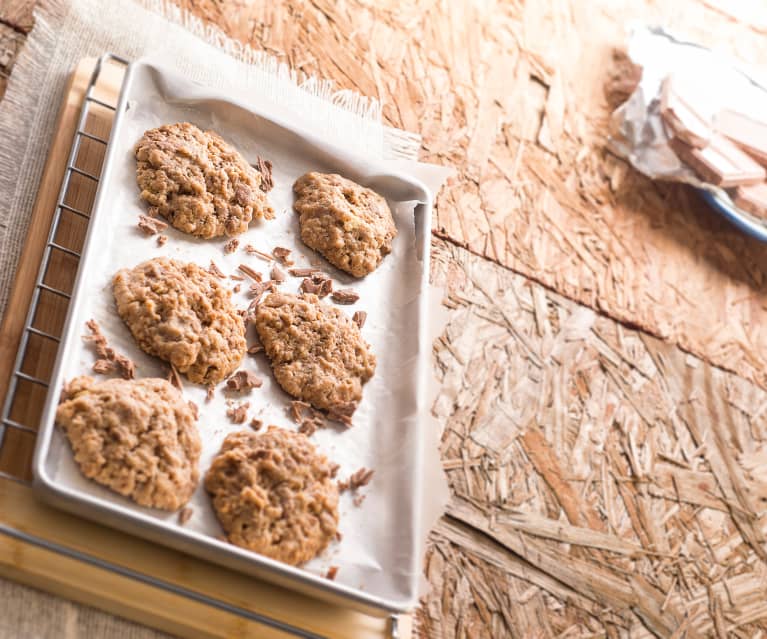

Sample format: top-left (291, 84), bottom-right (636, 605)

top-left (325, 565), bottom-right (339, 581)
top-left (188, 400), bottom-right (199, 420)
top-left (137, 214), bottom-right (168, 236)
top-left (331, 289), bottom-right (359, 305)
top-left (328, 401), bottom-right (355, 426)
top-left (248, 281), bottom-right (275, 302)
top-left (233, 284), bottom-right (241, 294)
top-left (339, 467), bottom-right (374, 493)
top-left (300, 274), bottom-right (333, 298)
top-left (206, 385), bottom-right (215, 402)
top-left (335, 531), bottom-right (343, 541)
top-left (226, 370), bottom-right (263, 392)
top-left (329, 462), bottom-right (340, 478)
top-left (352, 311), bottom-right (367, 329)
top-left (238, 264), bottom-right (262, 282)
top-left (247, 343), bottom-right (263, 355)
top-left (272, 247), bottom-right (294, 266)
top-left (224, 238), bottom-right (240, 254)
top-left (208, 261), bottom-right (225, 278)
top-left (168, 364), bottom-right (183, 390)
top-left (249, 417), bottom-right (263, 431)
top-left (289, 400), bottom-right (312, 423)
top-left (157, 234), bottom-right (168, 247)
top-left (226, 401), bottom-right (250, 424)
top-left (244, 245), bottom-right (273, 261)
top-left (253, 157), bottom-right (273, 192)
top-left (353, 494), bottom-right (366, 507)
top-left (178, 507), bottom-right (194, 525)
top-left (270, 265), bottom-right (287, 283)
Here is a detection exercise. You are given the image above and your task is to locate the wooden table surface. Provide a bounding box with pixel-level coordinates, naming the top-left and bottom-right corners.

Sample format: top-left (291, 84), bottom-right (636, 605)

top-left (4, 1), bottom-right (767, 638)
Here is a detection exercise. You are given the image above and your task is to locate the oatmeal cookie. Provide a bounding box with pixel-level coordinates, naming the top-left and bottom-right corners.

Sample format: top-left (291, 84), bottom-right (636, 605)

top-left (56, 376), bottom-right (201, 510)
top-left (254, 292), bottom-right (376, 419)
top-left (135, 122), bottom-right (274, 238)
top-left (113, 257), bottom-right (246, 385)
top-left (293, 172), bottom-right (397, 277)
top-left (204, 427), bottom-right (339, 565)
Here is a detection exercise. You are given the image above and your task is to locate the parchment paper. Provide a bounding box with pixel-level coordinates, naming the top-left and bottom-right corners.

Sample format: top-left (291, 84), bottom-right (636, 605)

top-left (39, 59), bottom-right (451, 610)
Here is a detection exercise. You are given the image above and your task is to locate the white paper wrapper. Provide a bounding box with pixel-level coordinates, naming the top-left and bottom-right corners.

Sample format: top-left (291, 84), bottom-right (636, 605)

top-left (609, 26), bottom-right (767, 191)
top-left (37, 59), bottom-right (451, 610)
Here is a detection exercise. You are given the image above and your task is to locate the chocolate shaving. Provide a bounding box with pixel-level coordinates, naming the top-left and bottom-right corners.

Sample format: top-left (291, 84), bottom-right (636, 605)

top-left (238, 263), bottom-right (262, 282)
top-left (327, 401), bottom-right (355, 426)
top-left (339, 467), bottom-right (374, 493)
top-left (300, 274), bottom-right (333, 298)
top-left (270, 265), bottom-right (287, 283)
top-left (244, 245), bottom-right (273, 261)
top-left (233, 284), bottom-right (241, 294)
top-left (226, 401), bottom-right (250, 424)
top-left (83, 319), bottom-right (135, 379)
top-left (229, 274), bottom-right (245, 281)
top-left (224, 238), bottom-right (240, 255)
top-left (137, 213), bottom-right (168, 236)
top-left (208, 261), bottom-right (225, 278)
top-left (168, 364), bottom-right (183, 390)
top-left (353, 494), bottom-right (366, 507)
top-left (248, 281), bottom-right (276, 302)
top-left (187, 401), bottom-right (199, 420)
top-left (156, 234), bottom-right (168, 247)
top-left (329, 462), bottom-right (340, 478)
top-left (290, 400), bottom-right (328, 437)
top-left (253, 156), bottom-right (273, 192)
top-left (92, 359), bottom-right (114, 374)
top-left (289, 400), bottom-right (313, 423)
top-left (331, 289), bottom-right (359, 305)
top-left (249, 417), bottom-right (263, 431)
top-left (226, 370), bottom-right (263, 392)
top-left (289, 267), bottom-right (320, 277)
top-left (352, 311), bottom-right (367, 329)
top-left (272, 247), bottom-right (295, 266)
top-left (178, 507), bottom-right (193, 525)
top-left (325, 566), bottom-right (339, 581)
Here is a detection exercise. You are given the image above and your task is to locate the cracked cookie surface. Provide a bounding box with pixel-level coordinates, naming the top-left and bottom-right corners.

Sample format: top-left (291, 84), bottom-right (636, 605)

top-left (254, 292), bottom-right (376, 420)
top-left (293, 172), bottom-right (396, 277)
top-left (204, 427), bottom-right (339, 565)
top-left (56, 376), bottom-right (201, 510)
top-left (113, 257), bottom-right (246, 385)
top-left (135, 122), bottom-right (273, 238)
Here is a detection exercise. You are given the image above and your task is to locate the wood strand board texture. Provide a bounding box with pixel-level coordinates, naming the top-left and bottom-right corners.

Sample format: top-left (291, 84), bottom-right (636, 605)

top-left (177, 0), bottom-right (767, 394)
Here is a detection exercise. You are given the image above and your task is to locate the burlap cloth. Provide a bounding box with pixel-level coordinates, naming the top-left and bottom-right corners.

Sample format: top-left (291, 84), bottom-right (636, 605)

top-left (0, 1), bottom-right (419, 636)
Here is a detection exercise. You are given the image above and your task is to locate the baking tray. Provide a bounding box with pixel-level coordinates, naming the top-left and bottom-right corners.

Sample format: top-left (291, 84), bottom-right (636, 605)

top-left (31, 59), bottom-right (435, 616)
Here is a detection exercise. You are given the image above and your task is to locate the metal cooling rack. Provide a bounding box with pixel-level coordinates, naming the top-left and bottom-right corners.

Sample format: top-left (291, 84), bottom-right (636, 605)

top-left (0, 52), bottom-right (399, 639)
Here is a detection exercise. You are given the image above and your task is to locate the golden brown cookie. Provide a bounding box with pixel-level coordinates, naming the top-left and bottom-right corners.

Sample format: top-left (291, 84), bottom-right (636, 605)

top-left (254, 292), bottom-right (376, 421)
top-left (113, 257), bottom-right (246, 385)
top-left (293, 172), bottom-right (397, 277)
top-left (204, 427), bottom-right (339, 565)
top-left (135, 122), bottom-right (274, 238)
top-left (56, 376), bottom-right (201, 510)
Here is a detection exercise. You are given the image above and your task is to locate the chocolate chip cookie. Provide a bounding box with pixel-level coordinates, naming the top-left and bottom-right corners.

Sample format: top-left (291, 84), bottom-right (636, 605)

top-left (293, 172), bottom-right (397, 277)
top-left (204, 427), bottom-right (339, 565)
top-left (113, 257), bottom-right (246, 385)
top-left (254, 292), bottom-right (376, 421)
top-left (135, 122), bottom-right (274, 238)
top-left (56, 376), bottom-right (201, 510)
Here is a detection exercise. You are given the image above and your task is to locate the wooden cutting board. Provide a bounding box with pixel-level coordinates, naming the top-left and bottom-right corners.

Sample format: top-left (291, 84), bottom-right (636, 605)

top-left (0, 56), bottom-right (410, 639)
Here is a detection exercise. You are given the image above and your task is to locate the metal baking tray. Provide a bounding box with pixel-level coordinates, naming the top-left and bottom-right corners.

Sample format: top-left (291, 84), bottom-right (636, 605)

top-left (32, 59), bottom-right (434, 615)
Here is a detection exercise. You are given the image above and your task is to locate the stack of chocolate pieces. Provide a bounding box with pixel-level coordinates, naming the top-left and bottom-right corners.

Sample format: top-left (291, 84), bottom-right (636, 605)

top-left (661, 74), bottom-right (767, 219)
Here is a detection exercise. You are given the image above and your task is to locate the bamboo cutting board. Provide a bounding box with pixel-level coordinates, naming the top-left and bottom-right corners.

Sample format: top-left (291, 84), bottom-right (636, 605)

top-left (0, 56), bottom-right (410, 639)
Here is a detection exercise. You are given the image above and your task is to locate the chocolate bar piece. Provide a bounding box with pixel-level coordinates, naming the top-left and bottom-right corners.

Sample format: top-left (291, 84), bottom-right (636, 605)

top-left (732, 183), bottom-right (767, 219)
top-left (660, 75), bottom-right (712, 148)
top-left (716, 109), bottom-right (767, 166)
top-left (670, 134), bottom-right (766, 187)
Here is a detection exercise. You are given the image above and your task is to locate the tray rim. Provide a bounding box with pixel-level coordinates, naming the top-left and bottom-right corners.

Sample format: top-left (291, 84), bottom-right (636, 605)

top-left (31, 58), bottom-right (435, 616)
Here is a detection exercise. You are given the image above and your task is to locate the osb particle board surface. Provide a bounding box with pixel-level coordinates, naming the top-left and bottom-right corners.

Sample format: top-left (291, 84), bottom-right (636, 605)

top-left (426, 238), bottom-right (767, 638)
top-left (178, 0), bottom-right (767, 393)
